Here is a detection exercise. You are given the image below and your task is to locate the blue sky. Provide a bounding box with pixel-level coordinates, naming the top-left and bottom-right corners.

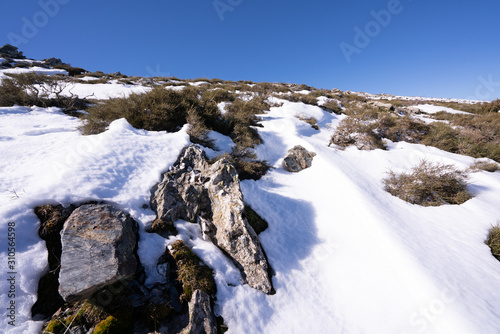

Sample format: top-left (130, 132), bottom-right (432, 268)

top-left (1, 0), bottom-right (499, 100)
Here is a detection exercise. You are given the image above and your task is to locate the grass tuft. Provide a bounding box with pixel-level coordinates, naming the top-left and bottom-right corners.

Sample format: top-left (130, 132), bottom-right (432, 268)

top-left (486, 223), bottom-right (500, 262)
top-left (170, 240), bottom-right (216, 301)
top-left (383, 160), bottom-right (472, 206)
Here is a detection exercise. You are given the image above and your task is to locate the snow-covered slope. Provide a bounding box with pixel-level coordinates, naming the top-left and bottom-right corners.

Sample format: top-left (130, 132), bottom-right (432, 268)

top-left (1, 65), bottom-right (500, 333)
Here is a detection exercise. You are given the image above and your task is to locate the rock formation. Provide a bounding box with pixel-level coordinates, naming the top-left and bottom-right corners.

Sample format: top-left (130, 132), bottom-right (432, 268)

top-left (182, 290), bottom-right (217, 334)
top-left (0, 44), bottom-right (25, 59)
top-left (283, 145), bottom-right (316, 172)
top-left (58, 204), bottom-right (139, 302)
top-left (151, 145), bottom-right (273, 294)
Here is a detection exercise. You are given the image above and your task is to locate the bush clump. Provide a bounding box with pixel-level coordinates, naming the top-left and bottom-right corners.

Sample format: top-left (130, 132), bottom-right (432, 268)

top-left (81, 86), bottom-right (201, 134)
top-left (383, 160), bottom-right (472, 206)
top-left (470, 160), bottom-right (499, 172)
top-left (329, 116), bottom-right (385, 150)
top-left (170, 240), bottom-right (216, 301)
top-left (0, 72), bottom-right (88, 112)
top-left (212, 147), bottom-right (271, 181)
top-left (486, 223), bottom-right (500, 261)
top-left (375, 115), bottom-right (430, 143)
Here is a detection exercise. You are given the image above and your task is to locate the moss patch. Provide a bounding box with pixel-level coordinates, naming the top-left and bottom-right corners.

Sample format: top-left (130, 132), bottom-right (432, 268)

top-left (93, 314), bottom-right (132, 334)
top-left (170, 240), bottom-right (216, 301)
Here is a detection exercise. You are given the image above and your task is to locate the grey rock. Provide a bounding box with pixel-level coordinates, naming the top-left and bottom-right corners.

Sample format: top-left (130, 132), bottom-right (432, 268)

top-left (151, 145), bottom-right (273, 294)
top-left (181, 290), bottom-right (217, 334)
top-left (150, 145), bottom-right (210, 224)
top-left (0, 44), bottom-right (24, 59)
top-left (205, 158), bottom-right (272, 294)
top-left (283, 145), bottom-right (316, 172)
top-left (43, 57), bottom-right (63, 67)
top-left (58, 204), bottom-right (138, 302)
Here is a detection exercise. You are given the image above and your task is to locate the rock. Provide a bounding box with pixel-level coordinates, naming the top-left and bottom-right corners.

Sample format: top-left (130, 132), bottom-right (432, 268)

top-left (205, 158), bottom-right (272, 293)
top-left (151, 145), bottom-right (273, 294)
top-left (58, 204), bottom-right (139, 302)
top-left (0, 44), bottom-right (24, 59)
top-left (181, 290), bottom-right (217, 334)
top-left (283, 145), bottom-right (316, 172)
top-left (150, 145), bottom-right (210, 224)
top-left (43, 57), bottom-right (63, 67)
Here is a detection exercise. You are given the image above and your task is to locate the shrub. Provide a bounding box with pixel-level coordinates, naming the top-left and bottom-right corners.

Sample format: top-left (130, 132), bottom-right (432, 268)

top-left (296, 114), bottom-right (319, 130)
top-left (170, 240), bottom-right (216, 301)
top-left (470, 160), bottom-right (499, 172)
top-left (281, 92), bottom-right (318, 105)
top-left (225, 97), bottom-right (268, 148)
top-left (376, 115), bottom-right (430, 143)
top-left (322, 100), bottom-right (343, 114)
top-left (212, 147), bottom-right (271, 181)
top-left (422, 122), bottom-right (460, 153)
top-left (329, 116), bottom-right (384, 150)
top-left (486, 223), bottom-right (500, 261)
top-left (201, 89), bottom-right (235, 103)
top-left (81, 86), bottom-right (200, 134)
top-left (0, 73), bottom-right (88, 112)
top-left (424, 112), bottom-right (500, 162)
top-left (383, 160), bottom-right (472, 206)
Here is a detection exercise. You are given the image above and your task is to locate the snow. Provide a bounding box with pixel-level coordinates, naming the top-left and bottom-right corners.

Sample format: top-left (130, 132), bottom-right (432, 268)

top-left (0, 67), bottom-right (68, 79)
top-left (0, 106), bottom-right (189, 333)
top-left (2, 96), bottom-right (500, 333)
top-left (78, 76), bottom-right (102, 81)
top-left (189, 81), bottom-right (208, 86)
top-left (416, 104), bottom-right (472, 115)
top-left (0, 57), bottom-right (7, 64)
top-left (57, 82), bottom-right (150, 99)
top-left (165, 85), bottom-right (186, 91)
top-left (217, 101), bottom-right (229, 115)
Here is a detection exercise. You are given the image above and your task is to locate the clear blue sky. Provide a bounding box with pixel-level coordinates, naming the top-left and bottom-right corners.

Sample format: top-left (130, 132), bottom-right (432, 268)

top-left (1, 0), bottom-right (499, 100)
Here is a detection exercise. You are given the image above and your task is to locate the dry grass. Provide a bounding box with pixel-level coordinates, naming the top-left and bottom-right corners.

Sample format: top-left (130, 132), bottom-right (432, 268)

top-left (383, 160), bottom-right (472, 206)
top-left (329, 116), bottom-right (385, 150)
top-left (486, 223), bottom-right (500, 262)
top-left (296, 114), bottom-right (319, 130)
top-left (170, 240), bottom-right (216, 301)
top-left (469, 160), bottom-right (499, 172)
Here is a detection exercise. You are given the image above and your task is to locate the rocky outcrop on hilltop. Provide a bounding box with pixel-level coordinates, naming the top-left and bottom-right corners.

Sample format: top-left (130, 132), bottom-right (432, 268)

top-left (151, 145), bottom-right (273, 294)
top-left (0, 44), bottom-right (25, 59)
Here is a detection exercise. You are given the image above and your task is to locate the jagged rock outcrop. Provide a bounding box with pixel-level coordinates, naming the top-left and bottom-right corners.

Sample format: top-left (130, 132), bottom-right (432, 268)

top-left (205, 158), bottom-right (272, 293)
top-left (58, 204), bottom-right (139, 302)
top-left (151, 145), bottom-right (273, 294)
top-left (0, 44), bottom-right (24, 59)
top-left (283, 145), bottom-right (316, 172)
top-left (182, 290), bottom-right (217, 334)
top-left (43, 57), bottom-right (63, 67)
top-left (150, 145), bottom-right (211, 223)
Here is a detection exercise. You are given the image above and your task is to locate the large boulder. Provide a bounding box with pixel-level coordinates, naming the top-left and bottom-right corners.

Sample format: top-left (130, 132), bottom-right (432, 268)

top-left (58, 204), bottom-right (139, 302)
top-left (283, 145), bottom-right (316, 172)
top-left (182, 290), bottom-right (217, 334)
top-left (151, 145), bottom-right (273, 294)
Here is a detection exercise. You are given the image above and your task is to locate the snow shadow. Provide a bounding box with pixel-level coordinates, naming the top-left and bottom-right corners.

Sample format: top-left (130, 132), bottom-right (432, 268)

top-left (241, 179), bottom-right (319, 276)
